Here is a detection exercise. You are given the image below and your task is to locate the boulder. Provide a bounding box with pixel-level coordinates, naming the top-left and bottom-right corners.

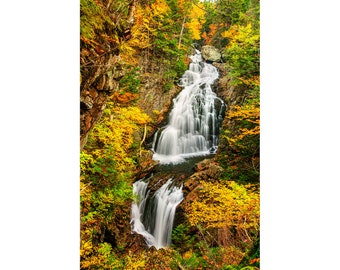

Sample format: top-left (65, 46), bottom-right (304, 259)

top-left (201, 45), bottom-right (222, 62)
top-left (135, 150), bottom-right (159, 179)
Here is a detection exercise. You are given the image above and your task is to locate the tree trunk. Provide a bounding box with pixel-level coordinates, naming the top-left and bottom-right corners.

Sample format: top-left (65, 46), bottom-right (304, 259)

top-left (178, 16), bottom-right (186, 48)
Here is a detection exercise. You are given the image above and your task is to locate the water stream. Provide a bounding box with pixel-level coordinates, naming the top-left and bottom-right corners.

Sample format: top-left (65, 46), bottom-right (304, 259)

top-left (131, 50), bottom-right (225, 249)
top-left (131, 178), bottom-right (183, 249)
top-left (152, 50), bottom-right (225, 165)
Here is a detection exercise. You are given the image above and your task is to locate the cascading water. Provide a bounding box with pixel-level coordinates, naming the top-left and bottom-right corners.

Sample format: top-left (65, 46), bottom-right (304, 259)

top-left (131, 50), bottom-right (225, 249)
top-left (131, 178), bottom-right (183, 249)
top-left (152, 50), bottom-right (226, 164)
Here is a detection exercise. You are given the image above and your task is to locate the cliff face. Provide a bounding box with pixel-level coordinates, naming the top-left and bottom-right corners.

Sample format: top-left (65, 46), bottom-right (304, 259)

top-left (80, 53), bottom-right (121, 149)
top-left (135, 52), bottom-right (184, 134)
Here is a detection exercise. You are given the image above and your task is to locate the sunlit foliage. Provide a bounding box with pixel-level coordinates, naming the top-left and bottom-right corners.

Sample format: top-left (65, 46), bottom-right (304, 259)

top-left (88, 104), bottom-right (151, 172)
top-left (222, 23), bottom-right (259, 85)
top-left (186, 181), bottom-right (259, 239)
top-left (172, 179), bottom-right (260, 268)
top-left (226, 103), bottom-right (259, 146)
top-left (120, 0), bottom-right (171, 63)
top-left (185, 2), bottom-right (206, 40)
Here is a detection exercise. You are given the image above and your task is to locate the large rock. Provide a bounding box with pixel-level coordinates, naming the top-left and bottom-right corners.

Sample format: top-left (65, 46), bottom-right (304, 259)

top-left (201, 45), bottom-right (222, 62)
top-left (182, 158), bottom-right (223, 196)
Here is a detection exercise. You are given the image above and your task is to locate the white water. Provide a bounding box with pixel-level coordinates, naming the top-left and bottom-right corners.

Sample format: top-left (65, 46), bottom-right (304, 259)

top-left (152, 50), bottom-right (225, 164)
top-left (131, 50), bottom-right (224, 249)
top-left (131, 178), bottom-right (183, 249)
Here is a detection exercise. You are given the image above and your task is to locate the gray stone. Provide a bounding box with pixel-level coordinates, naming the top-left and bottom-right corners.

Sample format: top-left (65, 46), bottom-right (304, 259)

top-left (201, 45), bottom-right (222, 62)
top-left (80, 96), bottom-right (93, 109)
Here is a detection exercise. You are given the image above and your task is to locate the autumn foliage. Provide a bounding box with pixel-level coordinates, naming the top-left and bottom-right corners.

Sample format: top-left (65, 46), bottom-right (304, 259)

top-left (185, 2), bottom-right (206, 40)
top-left (80, 101), bottom-right (151, 268)
top-left (187, 181), bottom-right (259, 233)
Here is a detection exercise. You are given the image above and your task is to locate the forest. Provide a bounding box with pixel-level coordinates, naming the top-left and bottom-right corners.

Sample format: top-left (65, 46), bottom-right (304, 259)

top-left (80, 0), bottom-right (260, 269)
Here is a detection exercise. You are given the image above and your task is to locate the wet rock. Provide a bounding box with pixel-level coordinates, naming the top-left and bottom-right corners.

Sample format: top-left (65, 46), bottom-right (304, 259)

top-left (180, 158), bottom-right (223, 214)
top-left (125, 232), bottom-right (149, 254)
top-left (192, 159), bottom-right (223, 181)
top-left (135, 150), bottom-right (159, 179)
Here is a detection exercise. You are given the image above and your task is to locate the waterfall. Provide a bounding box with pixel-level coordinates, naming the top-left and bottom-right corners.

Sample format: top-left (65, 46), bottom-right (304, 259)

top-left (131, 50), bottom-right (225, 249)
top-left (131, 178), bottom-right (183, 249)
top-left (152, 50), bottom-right (225, 164)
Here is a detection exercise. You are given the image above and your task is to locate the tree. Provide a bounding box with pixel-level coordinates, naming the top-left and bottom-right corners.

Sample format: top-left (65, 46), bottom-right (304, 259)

top-left (222, 23), bottom-right (259, 85)
top-left (185, 2), bottom-right (206, 41)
